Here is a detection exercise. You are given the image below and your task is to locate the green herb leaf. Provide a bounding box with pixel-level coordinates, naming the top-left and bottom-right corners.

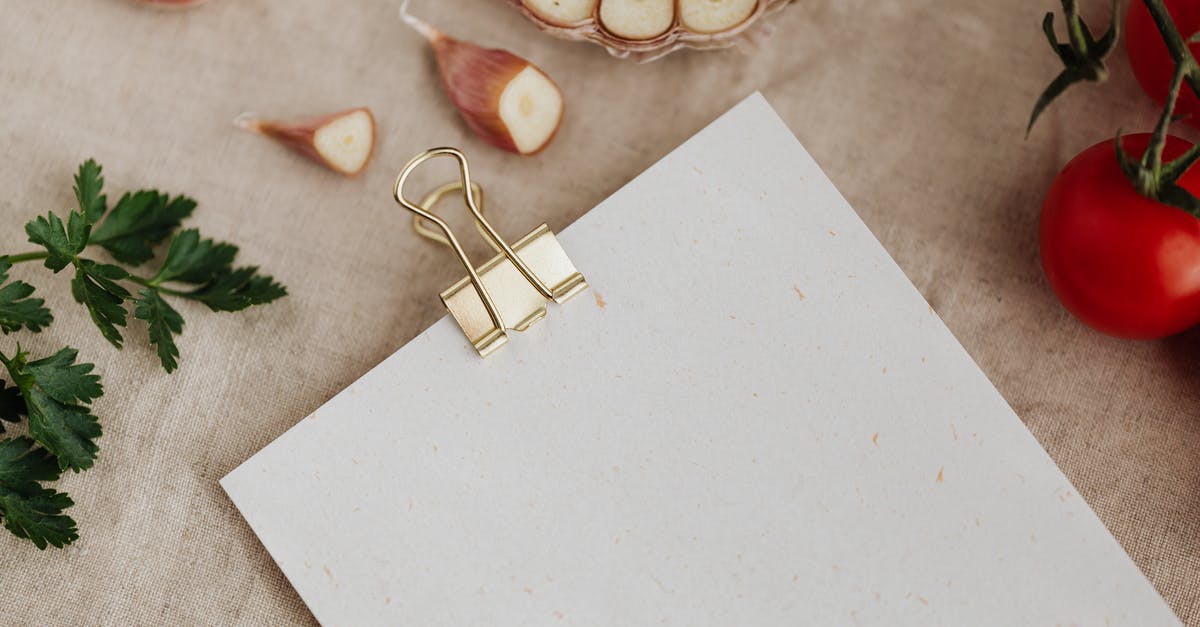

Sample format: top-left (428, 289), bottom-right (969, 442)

top-left (25, 211), bottom-right (89, 272)
top-left (90, 191), bottom-right (196, 266)
top-left (74, 159), bottom-right (107, 224)
top-left (152, 229), bottom-right (238, 285)
top-left (25, 348), bottom-right (102, 406)
top-left (189, 266), bottom-right (287, 312)
top-left (0, 260), bottom-right (52, 334)
top-left (0, 349), bottom-right (102, 473)
top-left (71, 260), bottom-right (131, 349)
top-left (0, 381), bottom-right (24, 432)
top-left (0, 437), bottom-right (77, 549)
top-left (25, 389), bottom-right (102, 473)
top-left (134, 289), bottom-right (183, 373)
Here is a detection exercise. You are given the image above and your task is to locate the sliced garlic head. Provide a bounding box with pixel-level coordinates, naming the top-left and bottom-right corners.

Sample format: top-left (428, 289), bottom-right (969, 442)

top-left (509, 0), bottom-right (792, 62)
top-left (498, 66), bottom-right (565, 154)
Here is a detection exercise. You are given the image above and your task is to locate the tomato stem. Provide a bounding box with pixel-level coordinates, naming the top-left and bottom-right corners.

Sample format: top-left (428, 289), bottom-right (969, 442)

top-left (1130, 0), bottom-right (1200, 213)
top-left (1141, 0), bottom-right (1200, 96)
top-left (1026, 0), bottom-right (1120, 135)
top-left (1139, 61), bottom-right (1186, 196)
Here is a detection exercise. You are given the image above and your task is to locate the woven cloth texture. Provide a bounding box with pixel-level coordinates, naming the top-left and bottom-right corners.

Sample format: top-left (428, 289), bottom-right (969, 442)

top-left (0, 0), bottom-right (1197, 624)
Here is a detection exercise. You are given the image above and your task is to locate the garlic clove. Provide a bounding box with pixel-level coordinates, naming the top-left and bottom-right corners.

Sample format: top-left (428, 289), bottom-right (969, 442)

top-left (404, 3), bottom-right (564, 155)
top-left (679, 0), bottom-right (758, 33)
top-left (238, 107), bottom-right (377, 177)
top-left (598, 0), bottom-right (676, 41)
top-left (522, 0), bottom-right (598, 26)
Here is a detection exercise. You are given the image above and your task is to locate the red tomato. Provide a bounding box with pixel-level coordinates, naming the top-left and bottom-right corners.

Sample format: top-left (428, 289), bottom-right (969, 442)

top-left (1040, 134), bottom-right (1200, 338)
top-left (1126, 0), bottom-right (1200, 127)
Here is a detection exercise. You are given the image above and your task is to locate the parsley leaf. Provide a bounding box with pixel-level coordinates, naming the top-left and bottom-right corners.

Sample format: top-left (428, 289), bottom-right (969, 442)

top-left (134, 290), bottom-right (183, 373)
top-left (152, 229), bottom-right (237, 285)
top-left (1, 348), bottom-right (102, 473)
top-left (151, 229), bottom-right (286, 312)
top-left (25, 348), bottom-right (102, 406)
top-left (25, 211), bottom-right (89, 272)
top-left (71, 260), bottom-right (130, 349)
top-left (0, 260), bottom-right (52, 334)
top-left (26, 390), bottom-right (102, 472)
top-left (189, 266), bottom-right (287, 312)
top-left (90, 191), bottom-right (196, 266)
top-left (0, 381), bottom-right (24, 432)
top-left (74, 159), bottom-right (107, 224)
top-left (0, 436), bottom-right (77, 549)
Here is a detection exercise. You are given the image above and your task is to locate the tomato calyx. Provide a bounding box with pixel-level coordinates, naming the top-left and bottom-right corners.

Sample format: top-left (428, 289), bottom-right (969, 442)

top-left (1032, 0), bottom-right (1200, 217)
top-left (1115, 1), bottom-right (1200, 216)
top-left (1027, 0), bottom-right (1120, 135)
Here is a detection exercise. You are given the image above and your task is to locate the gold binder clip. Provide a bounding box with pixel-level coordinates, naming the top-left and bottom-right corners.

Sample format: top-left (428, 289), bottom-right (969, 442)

top-left (394, 147), bottom-right (588, 357)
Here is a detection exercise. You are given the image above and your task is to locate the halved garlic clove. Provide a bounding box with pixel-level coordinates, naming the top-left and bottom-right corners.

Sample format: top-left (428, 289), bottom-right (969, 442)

top-left (509, 0), bottom-right (793, 62)
top-left (522, 0), bottom-right (598, 26)
top-left (496, 66), bottom-right (564, 154)
top-left (403, 3), bottom-right (564, 155)
top-left (679, 0), bottom-right (758, 33)
top-left (599, 0), bottom-right (675, 41)
top-left (237, 107), bottom-right (377, 177)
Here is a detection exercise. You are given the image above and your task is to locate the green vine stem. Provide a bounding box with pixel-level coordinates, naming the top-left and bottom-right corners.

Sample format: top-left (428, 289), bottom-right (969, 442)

top-left (1123, 0), bottom-right (1200, 205)
top-left (1031, 0), bottom-right (1200, 215)
top-left (1118, 0), bottom-right (1200, 214)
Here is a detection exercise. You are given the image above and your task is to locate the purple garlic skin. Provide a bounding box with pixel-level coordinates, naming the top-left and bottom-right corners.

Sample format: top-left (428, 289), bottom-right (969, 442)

top-left (509, 0), bottom-right (795, 62)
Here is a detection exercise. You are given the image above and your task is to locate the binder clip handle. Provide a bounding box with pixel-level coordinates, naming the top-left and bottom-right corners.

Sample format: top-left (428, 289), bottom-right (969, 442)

top-left (393, 148), bottom-right (556, 301)
top-left (394, 148), bottom-right (587, 357)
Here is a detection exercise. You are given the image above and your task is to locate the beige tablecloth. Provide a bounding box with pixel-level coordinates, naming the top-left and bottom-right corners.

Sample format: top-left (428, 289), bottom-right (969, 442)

top-left (1, 0), bottom-right (1197, 624)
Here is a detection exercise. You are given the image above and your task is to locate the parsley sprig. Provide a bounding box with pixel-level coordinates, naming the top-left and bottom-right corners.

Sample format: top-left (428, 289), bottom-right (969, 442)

top-left (19, 161), bottom-right (286, 369)
top-left (0, 160), bottom-right (286, 548)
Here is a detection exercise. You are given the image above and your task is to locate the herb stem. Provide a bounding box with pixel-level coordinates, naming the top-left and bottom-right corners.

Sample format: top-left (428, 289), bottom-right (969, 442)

top-left (125, 274), bottom-right (190, 299)
top-left (5, 250), bottom-right (198, 299)
top-left (3, 251), bottom-right (50, 264)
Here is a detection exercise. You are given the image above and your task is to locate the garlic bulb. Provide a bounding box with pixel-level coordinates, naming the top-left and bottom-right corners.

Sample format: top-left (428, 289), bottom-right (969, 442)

top-left (509, 0), bottom-right (794, 62)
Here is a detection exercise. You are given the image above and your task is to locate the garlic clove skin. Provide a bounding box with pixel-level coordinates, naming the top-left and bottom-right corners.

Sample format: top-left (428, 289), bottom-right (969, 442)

top-left (240, 107), bottom-right (377, 177)
top-left (522, 0), bottom-right (598, 26)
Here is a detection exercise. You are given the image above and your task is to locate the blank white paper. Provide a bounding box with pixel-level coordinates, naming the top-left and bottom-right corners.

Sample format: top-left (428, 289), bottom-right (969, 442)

top-left (222, 94), bottom-right (1180, 626)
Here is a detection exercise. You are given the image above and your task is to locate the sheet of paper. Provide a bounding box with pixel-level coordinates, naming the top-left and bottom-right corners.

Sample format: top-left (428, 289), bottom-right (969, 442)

top-left (222, 94), bottom-right (1179, 626)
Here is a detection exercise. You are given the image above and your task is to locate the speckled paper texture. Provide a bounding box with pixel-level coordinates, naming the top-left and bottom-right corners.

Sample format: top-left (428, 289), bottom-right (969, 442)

top-left (222, 95), bottom-right (1180, 626)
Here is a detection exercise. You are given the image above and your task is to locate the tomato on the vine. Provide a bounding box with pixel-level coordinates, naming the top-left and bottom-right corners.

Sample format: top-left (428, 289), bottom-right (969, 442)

top-left (1126, 0), bottom-right (1200, 126)
top-left (1041, 133), bottom-right (1200, 339)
